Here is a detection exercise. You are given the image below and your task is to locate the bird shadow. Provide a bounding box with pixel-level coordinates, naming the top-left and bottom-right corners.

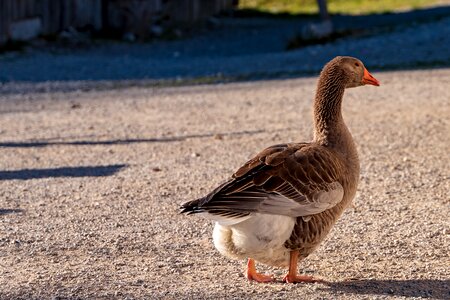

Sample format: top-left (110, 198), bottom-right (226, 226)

top-left (0, 129), bottom-right (266, 148)
top-left (320, 278), bottom-right (450, 299)
top-left (0, 164), bottom-right (126, 180)
top-left (0, 208), bottom-right (23, 215)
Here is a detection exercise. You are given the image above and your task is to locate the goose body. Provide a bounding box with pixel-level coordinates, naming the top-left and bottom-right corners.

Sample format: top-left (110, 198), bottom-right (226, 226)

top-left (181, 56), bottom-right (380, 283)
top-left (213, 213), bottom-right (295, 267)
top-left (209, 141), bottom-right (358, 268)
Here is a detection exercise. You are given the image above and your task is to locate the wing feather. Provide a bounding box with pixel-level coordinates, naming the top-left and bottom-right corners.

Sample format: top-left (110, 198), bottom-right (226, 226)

top-left (182, 142), bottom-right (345, 220)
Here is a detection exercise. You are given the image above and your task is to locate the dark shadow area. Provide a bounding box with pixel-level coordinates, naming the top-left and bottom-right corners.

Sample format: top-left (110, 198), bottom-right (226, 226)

top-left (321, 279), bottom-right (450, 299)
top-left (0, 6), bottom-right (449, 91)
top-left (0, 164), bottom-right (126, 180)
top-left (234, 9), bottom-right (318, 19)
top-left (0, 208), bottom-right (23, 216)
top-left (236, 5), bottom-right (450, 26)
top-left (286, 5), bottom-right (450, 50)
top-left (0, 129), bottom-right (266, 148)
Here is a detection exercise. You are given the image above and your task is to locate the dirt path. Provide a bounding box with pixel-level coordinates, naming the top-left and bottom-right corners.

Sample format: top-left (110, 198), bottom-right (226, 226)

top-left (0, 68), bottom-right (449, 299)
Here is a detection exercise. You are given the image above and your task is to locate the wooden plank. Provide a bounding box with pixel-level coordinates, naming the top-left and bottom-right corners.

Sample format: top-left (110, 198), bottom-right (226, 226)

top-left (74, 0), bottom-right (86, 27)
top-left (71, 0), bottom-right (101, 29)
top-left (40, 0), bottom-right (50, 34)
top-left (11, 0), bottom-right (17, 20)
top-left (49, 0), bottom-right (61, 34)
top-left (60, 0), bottom-right (71, 29)
top-left (25, 0), bottom-right (35, 17)
top-left (92, 0), bottom-right (102, 30)
top-left (19, 0), bottom-right (26, 18)
top-left (167, 0), bottom-right (234, 24)
top-left (4, 0), bottom-right (13, 39)
top-left (0, 0), bottom-right (6, 44)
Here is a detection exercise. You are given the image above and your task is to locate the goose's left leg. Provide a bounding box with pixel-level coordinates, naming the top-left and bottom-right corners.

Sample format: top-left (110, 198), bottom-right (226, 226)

top-left (283, 250), bottom-right (324, 283)
top-left (245, 258), bottom-right (273, 283)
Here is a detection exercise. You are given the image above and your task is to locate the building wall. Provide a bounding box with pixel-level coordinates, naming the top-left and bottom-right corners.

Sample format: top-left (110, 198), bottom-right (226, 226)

top-left (1, 0), bottom-right (102, 44)
top-left (0, 0), bottom-right (235, 46)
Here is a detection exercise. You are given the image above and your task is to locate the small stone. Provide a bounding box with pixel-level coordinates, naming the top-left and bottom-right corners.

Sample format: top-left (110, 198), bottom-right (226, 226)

top-left (152, 167), bottom-right (162, 172)
top-left (191, 152), bottom-right (200, 157)
top-left (123, 32), bottom-right (136, 42)
top-left (150, 25), bottom-right (164, 37)
top-left (10, 18), bottom-right (42, 41)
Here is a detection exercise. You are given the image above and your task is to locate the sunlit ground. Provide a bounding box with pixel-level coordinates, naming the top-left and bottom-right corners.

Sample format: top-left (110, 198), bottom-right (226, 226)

top-left (239, 0), bottom-right (450, 15)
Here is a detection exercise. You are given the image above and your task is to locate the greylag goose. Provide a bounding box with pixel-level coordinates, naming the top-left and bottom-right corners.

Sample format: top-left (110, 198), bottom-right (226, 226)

top-left (181, 56), bottom-right (380, 283)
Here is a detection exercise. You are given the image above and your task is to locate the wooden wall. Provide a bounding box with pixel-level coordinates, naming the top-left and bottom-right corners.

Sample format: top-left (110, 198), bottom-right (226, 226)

top-left (0, 0), bottom-right (235, 46)
top-left (166, 0), bottom-right (236, 24)
top-left (0, 0), bottom-right (102, 45)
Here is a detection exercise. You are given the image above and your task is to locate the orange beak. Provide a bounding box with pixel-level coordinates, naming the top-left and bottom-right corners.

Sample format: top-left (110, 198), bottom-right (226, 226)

top-left (362, 68), bottom-right (380, 86)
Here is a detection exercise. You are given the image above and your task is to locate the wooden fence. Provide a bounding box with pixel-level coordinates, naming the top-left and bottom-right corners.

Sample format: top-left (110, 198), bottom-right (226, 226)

top-left (0, 0), bottom-right (235, 46)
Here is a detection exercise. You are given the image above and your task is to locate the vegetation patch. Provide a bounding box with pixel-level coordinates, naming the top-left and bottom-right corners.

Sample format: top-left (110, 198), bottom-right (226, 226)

top-left (238, 0), bottom-right (447, 15)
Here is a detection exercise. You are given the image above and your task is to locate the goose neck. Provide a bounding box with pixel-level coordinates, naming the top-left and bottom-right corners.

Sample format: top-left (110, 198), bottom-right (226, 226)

top-left (313, 75), bottom-right (346, 145)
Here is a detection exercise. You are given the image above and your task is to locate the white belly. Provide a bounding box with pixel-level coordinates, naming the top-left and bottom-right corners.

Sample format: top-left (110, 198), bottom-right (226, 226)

top-left (212, 213), bottom-right (296, 267)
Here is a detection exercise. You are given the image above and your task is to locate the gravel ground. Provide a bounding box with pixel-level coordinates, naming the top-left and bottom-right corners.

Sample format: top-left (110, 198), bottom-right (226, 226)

top-left (0, 67), bottom-right (449, 299)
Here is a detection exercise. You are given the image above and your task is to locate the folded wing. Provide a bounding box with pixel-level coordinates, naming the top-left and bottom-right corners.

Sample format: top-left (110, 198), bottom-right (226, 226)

top-left (181, 143), bottom-right (344, 222)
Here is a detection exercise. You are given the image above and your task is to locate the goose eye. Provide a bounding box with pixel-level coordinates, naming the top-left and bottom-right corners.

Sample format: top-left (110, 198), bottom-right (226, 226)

top-left (354, 62), bottom-right (360, 67)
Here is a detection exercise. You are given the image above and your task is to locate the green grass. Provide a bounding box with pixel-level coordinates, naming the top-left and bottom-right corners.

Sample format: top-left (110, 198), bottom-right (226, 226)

top-left (239, 0), bottom-right (449, 15)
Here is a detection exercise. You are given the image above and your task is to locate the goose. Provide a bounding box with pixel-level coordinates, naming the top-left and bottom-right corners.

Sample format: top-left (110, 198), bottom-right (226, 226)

top-left (181, 56), bottom-right (380, 283)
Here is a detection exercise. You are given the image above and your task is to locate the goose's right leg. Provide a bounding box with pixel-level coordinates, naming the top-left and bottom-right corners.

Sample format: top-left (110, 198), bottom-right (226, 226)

top-left (245, 258), bottom-right (273, 283)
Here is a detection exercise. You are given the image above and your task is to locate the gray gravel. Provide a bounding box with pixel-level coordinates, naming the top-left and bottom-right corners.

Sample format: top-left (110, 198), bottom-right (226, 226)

top-left (0, 67), bottom-right (449, 299)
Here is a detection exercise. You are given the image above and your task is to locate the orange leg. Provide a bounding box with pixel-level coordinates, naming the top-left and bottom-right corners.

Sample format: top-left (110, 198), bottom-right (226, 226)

top-left (283, 250), bottom-right (324, 283)
top-left (245, 258), bottom-right (273, 283)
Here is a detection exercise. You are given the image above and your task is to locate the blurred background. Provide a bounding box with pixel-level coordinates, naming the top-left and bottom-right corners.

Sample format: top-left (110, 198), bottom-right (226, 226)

top-left (0, 0), bottom-right (450, 88)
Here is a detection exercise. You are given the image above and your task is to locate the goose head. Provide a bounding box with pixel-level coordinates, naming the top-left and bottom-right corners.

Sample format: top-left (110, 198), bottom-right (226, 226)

top-left (326, 56), bottom-right (380, 88)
